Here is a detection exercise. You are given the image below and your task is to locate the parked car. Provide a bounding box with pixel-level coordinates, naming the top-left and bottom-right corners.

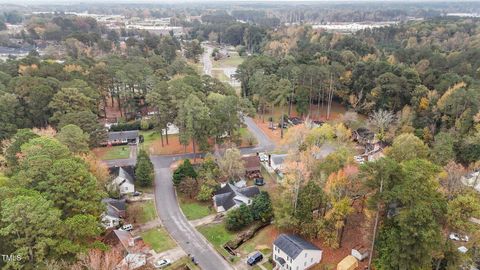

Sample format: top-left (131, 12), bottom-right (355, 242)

top-left (133, 191), bottom-right (142, 197)
top-left (247, 252), bottom-right (263, 266)
top-left (449, 233), bottom-right (469, 242)
top-left (153, 259), bottom-right (171, 268)
top-left (254, 178), bottom-right (265, 186)
top-left (120, 224), bottom-right (133, 231)
top-left (259, 153), bottom-right (268, 162)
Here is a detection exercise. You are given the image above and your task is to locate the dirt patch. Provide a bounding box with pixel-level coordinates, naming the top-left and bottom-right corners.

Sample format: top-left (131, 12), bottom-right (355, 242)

top-left (312, 199), bottom-right (371, 269)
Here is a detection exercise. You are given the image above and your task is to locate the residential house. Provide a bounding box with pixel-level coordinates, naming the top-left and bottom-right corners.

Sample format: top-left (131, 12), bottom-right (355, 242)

top-left (273, 234), bottom-right (322, 270)
top-left (103, 130), bottom-right (139, 146)
top-left (110, 166), bottom-right (136, 195)
top-left (103, 230), bottom-right (149, 270)
top-left (101, 198), bottom-right (127, 229)
top-left (269, 154), bottom-right (288, 173)
top-left (242, 155), bottom-right (261, 176)
top-left (213, 182), bottom-right (260, 212)
top-left (462, 170), bottom-right (480, 192)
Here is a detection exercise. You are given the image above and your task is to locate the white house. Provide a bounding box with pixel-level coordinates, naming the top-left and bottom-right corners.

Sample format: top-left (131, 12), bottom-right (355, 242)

top-left (112, 167), bottom-right (135, 195)
top-left (273, 234), bottom-right (322, 270)
top-left (101, 198), bottom-right (126, 229)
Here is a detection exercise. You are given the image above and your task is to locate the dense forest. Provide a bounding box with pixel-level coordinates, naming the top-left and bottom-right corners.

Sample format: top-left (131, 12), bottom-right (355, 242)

top-left (237, 18), bottom-right (480, 164)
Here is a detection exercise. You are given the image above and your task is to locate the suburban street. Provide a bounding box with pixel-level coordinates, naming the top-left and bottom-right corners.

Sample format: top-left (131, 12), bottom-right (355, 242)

top-left (104, 44), bottom-right (277, 270)
top-left (148, 115), bottom-right (275, 270)
top-left (151, 155), bottom-right (233, 270)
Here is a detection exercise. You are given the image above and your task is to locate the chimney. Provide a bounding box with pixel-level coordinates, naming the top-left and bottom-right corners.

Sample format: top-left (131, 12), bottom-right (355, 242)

top-left (268, 154), bottom-right (271, 166)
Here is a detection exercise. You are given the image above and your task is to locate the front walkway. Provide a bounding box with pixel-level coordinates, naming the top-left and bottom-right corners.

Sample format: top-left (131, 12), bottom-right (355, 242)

top-left (190, 214), bottom-right (223, 227)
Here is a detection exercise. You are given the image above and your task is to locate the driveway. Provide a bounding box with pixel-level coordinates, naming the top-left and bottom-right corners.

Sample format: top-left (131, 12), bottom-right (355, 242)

top-left (152, 155), bottom-right (233, 270)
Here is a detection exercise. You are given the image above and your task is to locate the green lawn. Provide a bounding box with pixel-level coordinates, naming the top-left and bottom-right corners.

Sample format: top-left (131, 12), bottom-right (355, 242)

top-left (211, 69), bottom-right (230, 82)
top-left (140, 130), bottom-right (161, 150)
top-left (138, 201), bottom-right (157, 223)
top-left (239, 127), bottom-right (257, 146)
top-left (198, 223), bottom-right (237, 262)
top-left (212, 54), bottom-right (245, 68)
top-left (164, 256), bottom-right (201, 270)
top-left (179, 197), bottom-right (214, 220)
top-left (141, 227), bottom-right (176, 253)
top-left (102, 145), bottom-right (130, 160)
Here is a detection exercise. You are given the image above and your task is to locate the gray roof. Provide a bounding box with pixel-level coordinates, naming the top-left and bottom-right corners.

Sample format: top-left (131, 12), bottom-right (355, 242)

top-left (118, 167), bottom-right (134, 185)
top-left (102, 198), bottom-right (126, 218)
top-left (274, 234), bottom-right (320, 259)
top-left (271, 154), bottom-right (287, 165)
top-left (213, 183), bottom-right (260, 211)
top-left (108, 130), bottom-right (139, 141)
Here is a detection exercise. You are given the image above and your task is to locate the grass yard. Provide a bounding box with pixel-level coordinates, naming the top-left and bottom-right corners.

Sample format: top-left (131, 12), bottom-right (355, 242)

top-left (198, 223), bottom-right (237, 262)
top-left (211, 69), bottom-right (230, 82)
top-left (141, 227), bottom-right (176, 253)
top-left (138, 201), bottom-right (157, 223)
top-left (140, 130), bottom-right (161, 150)
top-left (165, 256), bottom-right (201, 270)
top-left (179, 196), bottom-right (214, 220)
top-left (239, 127), bottom-right (257, 147)
top-left (93, 145), bottom-right (130, 160)
top-left (212, 53), bottom-right (245, 68)
top-left (238, 225), bottom-right (278, 256)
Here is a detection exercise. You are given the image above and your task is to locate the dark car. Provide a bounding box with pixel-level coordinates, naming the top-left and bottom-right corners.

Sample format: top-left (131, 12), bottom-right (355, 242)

top-left (247, 252), bottom-right (263, 266)
top-left (254, 178), bottom-right (265, 186)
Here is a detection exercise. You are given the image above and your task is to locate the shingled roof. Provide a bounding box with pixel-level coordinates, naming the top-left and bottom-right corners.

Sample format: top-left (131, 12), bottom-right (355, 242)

top-left (108, 130), bottom-right (139, 141)
top-left (274, 234), bottom-right (320, 259)
top-left (213, 183), bottom-right (260, 211)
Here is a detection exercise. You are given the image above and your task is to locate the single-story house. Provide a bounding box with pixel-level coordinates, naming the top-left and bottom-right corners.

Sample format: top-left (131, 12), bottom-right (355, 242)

top-left (242, 155), bottom-right (261, 175)
top-left (110, 166), bottom-right (136, 195)
top-left (103, 230), bottom-right (147, 255)
top-left (461, 170), bottom-right (480, 192)
top-left (273, 234), bottom-right (322, 270)
top-left (103, 130), bottom-right (139, 146)
top-left (269, 154), bottom-right (288, 173)
top-left (351, 245), bottom-right (369, 261)
top-left (213, 182), bottom-right (260, 212)
top-left (337, 255), bottom-right (358, 270)
top-left (101, 198), bottom-right (127, 229)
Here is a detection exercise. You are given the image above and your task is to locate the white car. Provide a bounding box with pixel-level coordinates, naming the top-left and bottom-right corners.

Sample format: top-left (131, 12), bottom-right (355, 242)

top-left (153, 259), bottom-right (171, 268)
top-left (259, 153), bottom-right (268, 162)
top-left (449, 233), bottom-right (469, 242)
top-left (120, 224), bottom-right (133, 231)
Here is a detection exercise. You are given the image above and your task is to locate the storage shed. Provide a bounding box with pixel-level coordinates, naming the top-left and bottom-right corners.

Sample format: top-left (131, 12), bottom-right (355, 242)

top-left (337, 255), bottom-right (358, 270)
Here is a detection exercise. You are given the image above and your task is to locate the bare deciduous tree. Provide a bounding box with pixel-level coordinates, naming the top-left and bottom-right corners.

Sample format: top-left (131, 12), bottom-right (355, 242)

top-left (367, 109), bottom-right (396, 141)
top-left (218, 147), bottom-right (245, 181)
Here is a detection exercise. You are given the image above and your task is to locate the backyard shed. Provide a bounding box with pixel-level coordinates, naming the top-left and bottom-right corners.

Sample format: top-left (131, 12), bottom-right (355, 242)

top-left (337, 255), bottom-right (358, 270)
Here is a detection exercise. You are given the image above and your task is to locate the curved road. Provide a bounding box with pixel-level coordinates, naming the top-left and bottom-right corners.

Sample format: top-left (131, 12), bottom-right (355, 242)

top-left (149, 116), bottom-right (274, 270)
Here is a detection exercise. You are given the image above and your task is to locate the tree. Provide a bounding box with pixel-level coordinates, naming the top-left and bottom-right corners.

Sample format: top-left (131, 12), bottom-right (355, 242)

top-left (177, 177), bottom-right (198, 199)
top-left (0, 93), bottom-right (22, 140)
top-left (184, 39), bottom-right (203, 63)
top-left (58, 111), bottom-right (107, 147)
top-left (218, 147), bottom-right (245, 181)
top-left (387, 133), bottom-right (429, 162)
top-left (172, 159), bottom-right (197, 186)
top-left (135, 149), bottom-right (154, 187)
top-left (250, 191), bottom-right (273, 223)
top-left (0, 191), bottom-right (62, 265)
top-left (43, 158), bottom-right (104, 217)
top-left (431, 132), bottom-right (455, 166)
top-left (374, 159), bottom-right (446, 270)
top-left (447, 192), bottom-right (480, 233)
top-left (56, 124), bottom-right (90, 153)
top-left (225, 204), bottom-right (253, 231)
top-left (367, 109), bottom-right (395, 141)
top-left (5, 129), bottom-right (39, 168)
top-left (196, 182), bottom-right (215, 201)
top-left (175, 94), bottom-right (210, 158)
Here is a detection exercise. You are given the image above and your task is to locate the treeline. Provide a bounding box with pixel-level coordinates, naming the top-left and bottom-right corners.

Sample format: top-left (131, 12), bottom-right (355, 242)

top-left (185, 11), bottom-right (268, 54)
top-left (238, 18), bottom-right (480, 164)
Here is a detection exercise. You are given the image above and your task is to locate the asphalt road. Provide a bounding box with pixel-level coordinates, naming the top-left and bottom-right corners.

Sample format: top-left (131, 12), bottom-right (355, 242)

top-left (151, 155), bottom-right (233, 270)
